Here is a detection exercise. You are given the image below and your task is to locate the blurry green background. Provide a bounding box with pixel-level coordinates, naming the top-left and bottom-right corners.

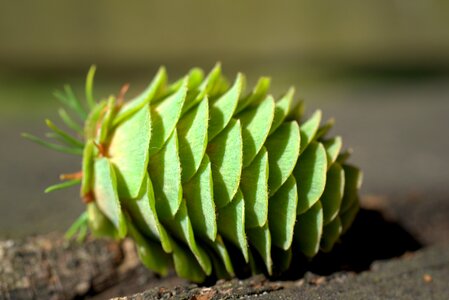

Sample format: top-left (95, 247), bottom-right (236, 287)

top-left (1, 0), bottom-right (448, 238)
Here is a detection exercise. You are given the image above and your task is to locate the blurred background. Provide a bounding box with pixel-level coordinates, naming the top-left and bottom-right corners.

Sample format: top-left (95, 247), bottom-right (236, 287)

top-left (1, 0), bottom-right (448, 238)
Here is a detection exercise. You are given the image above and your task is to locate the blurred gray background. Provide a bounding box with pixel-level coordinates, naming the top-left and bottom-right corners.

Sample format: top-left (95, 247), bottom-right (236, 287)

top-left (1, 0), bottom-right (448, 238)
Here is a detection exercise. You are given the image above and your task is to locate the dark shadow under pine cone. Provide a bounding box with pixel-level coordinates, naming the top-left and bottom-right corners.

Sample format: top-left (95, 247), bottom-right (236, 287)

top-left (278, 208), bottom-right (422, 280)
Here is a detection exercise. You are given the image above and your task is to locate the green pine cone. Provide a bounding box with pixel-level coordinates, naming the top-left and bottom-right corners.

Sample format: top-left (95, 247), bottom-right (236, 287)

top-left (25, 64), bottom-right (362, 282)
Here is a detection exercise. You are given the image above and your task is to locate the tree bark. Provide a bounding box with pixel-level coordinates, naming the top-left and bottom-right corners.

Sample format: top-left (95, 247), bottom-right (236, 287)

top-left (0, 234), bottom-right (125, 300)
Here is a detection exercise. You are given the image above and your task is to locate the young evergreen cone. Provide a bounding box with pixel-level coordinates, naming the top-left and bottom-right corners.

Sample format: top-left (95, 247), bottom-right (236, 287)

top-left (24, 64), bottom-right (362, 282)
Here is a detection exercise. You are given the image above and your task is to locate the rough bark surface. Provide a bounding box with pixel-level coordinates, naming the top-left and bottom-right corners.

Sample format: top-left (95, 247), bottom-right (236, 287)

top-left (113, 243), bottom-right (449, 300)
top-left (259, 243), bottom-right (449, 300)
top-left (1, 195), bottom-right (448, 300)
top-left (0, 234), bottom-right (124, 299)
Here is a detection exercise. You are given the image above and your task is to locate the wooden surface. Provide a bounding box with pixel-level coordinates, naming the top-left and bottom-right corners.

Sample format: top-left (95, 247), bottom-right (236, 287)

top-left (0, 235), bottom-right (124, 299)
top-left (1, 194), bottom-right (448, 299)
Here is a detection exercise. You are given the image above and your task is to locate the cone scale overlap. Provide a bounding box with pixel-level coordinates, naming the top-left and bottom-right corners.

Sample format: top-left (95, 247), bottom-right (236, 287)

top-left (27, 65), bottom-right (362, 282)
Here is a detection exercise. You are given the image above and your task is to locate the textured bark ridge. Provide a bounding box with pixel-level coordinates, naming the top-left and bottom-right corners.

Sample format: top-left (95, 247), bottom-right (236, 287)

top-left (113, 275), bottom-right (284, 300)
top-left (0, 234), bottom-right (124, 299)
